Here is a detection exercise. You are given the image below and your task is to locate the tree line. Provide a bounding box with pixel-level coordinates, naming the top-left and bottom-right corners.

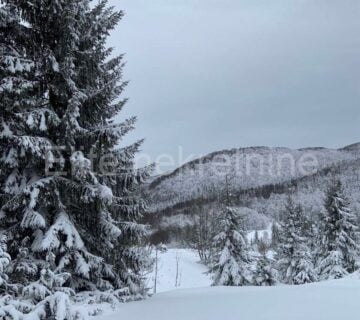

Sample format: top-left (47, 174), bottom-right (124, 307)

top-left (191, 180), bottom-right (359, 286)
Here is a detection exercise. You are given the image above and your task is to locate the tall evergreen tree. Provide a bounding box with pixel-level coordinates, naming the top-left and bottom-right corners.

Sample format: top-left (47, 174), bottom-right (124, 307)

top-left (276, 199), bottom-right (317, 285)
top-left (0, 0), bottom-right (151, 315)
top-left (317, 181), bottom-right (359, 280)
top-left (271, 223), bottom-right (280, 249)
top-left (211, 206), bottom-right (252, 286)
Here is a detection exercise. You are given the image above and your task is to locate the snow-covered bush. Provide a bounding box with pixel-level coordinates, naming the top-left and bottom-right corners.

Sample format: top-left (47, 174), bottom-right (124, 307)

top-left (253, 254), bottom-right (277, 286)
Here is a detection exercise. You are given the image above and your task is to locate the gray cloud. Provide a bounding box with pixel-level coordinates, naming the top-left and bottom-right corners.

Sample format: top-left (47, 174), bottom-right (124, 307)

top-left (108, 0), bottom-right (360, 169)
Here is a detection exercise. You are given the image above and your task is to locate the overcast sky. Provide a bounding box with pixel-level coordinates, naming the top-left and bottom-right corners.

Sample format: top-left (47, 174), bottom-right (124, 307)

top-left (108, 0), bottom-right (360, 170)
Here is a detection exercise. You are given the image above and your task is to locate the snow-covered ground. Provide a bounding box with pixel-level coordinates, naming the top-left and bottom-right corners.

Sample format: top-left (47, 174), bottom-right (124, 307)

top-left (98, 248), bottom-right (360, 320)
top-left (247, 225), bottom-right (272, 243)
top-left (147, 248), bottom-right (211, 293)
top-left (101, 278), bottom-right (360, 320)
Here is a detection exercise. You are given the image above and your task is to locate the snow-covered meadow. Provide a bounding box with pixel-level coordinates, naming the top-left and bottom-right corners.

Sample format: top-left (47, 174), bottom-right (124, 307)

top-left (102, 280), bottom-right (360, 320)
top-left (100, 249), bottom-right (360, 320)
top-left (147, 249), bottom-right (211, 293)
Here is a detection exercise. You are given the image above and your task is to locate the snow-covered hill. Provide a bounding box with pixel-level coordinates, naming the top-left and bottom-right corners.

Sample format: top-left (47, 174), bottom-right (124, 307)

top-left (245, 157), bottom-right (360, 218)
top-left (146, 143), bottom-right (360, 213)
top-left (143, 144), bottom-right (360, 244)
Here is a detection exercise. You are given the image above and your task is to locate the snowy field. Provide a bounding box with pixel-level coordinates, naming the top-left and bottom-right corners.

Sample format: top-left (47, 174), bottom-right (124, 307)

top-left (247, 225), bottom-right (272, 243)
top-left (99, 249), bottom-right (360, 320)
top-left (147, 248), bottom-right (211, 293)
top-left (101, 278), bottom-right (360, 320)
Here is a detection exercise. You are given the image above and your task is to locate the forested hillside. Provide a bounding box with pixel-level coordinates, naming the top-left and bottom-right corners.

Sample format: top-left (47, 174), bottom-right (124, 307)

top-left (144, 144), bottom-right (360, 243)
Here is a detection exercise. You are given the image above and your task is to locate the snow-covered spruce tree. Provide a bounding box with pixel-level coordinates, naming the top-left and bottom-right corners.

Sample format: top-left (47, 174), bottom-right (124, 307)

top-left (1, 265), bottom-right (84, 319)
top-left (0, 235), bottom-right (11, 292)
top-left (253, 254), bottom-right (277, 286)
top-left (317, 181), bottom-right (359, 280)
top-left (0, 0), bottom-right (151, 315)
top-left (211, 206), bottom-right (252, 286)
top-left (276, 199), bottom-right (318, 285)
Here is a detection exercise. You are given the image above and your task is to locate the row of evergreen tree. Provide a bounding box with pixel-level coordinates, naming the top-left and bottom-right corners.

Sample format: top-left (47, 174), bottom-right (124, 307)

top-left (0, 1), bottom-right (152, 319)
top-left (211, 180), bottom-right (359, 287)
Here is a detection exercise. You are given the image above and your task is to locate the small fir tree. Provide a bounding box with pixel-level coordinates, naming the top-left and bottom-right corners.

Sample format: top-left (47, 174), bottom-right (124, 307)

top-left (211, 207), bottom-right (252, 286)
top-left (253, 254), bottom-right (277, 286)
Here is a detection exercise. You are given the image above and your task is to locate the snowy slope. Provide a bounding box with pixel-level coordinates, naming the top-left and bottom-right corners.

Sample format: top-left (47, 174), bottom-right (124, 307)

top-left (95, 248), bottom-right (360, 320)
top-left (100, 278), bottom-right (360, 320)
top-left (146, 144), bottom-right (360, 213)
top-left (147, 249), bottom-right (211, 293)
